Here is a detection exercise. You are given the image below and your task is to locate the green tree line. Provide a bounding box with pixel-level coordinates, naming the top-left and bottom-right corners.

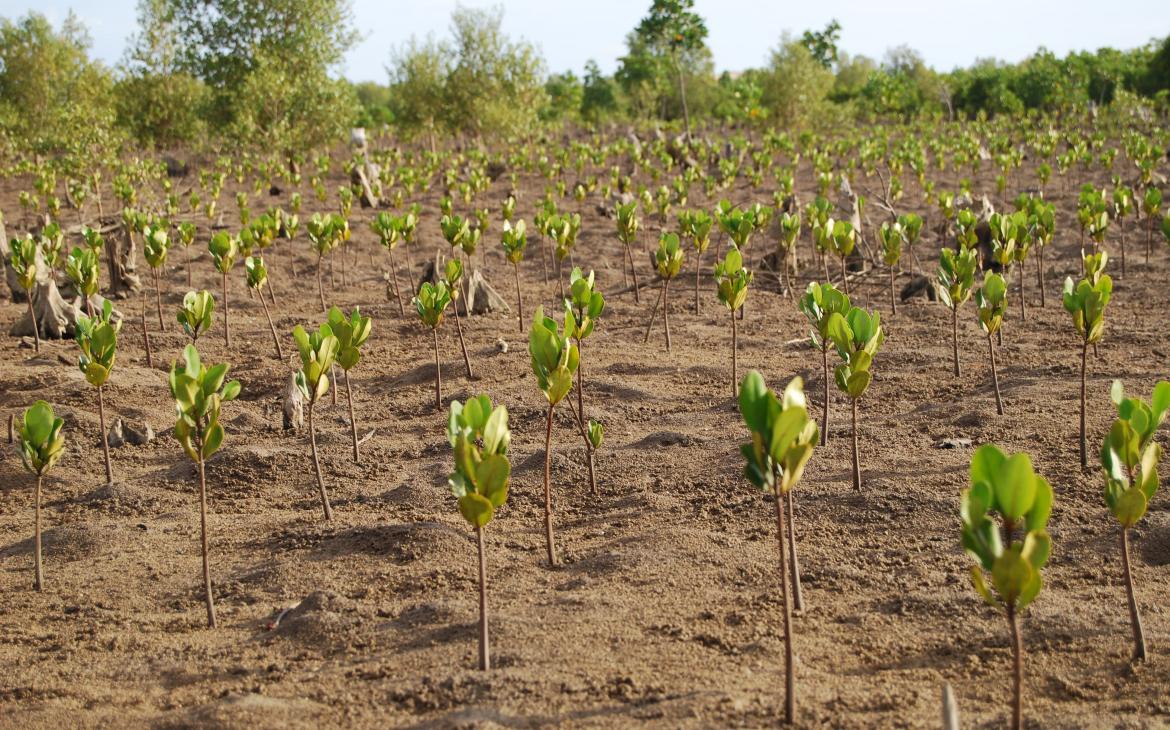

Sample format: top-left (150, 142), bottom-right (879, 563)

top-left (2, 0), bottom-right (1169, 169)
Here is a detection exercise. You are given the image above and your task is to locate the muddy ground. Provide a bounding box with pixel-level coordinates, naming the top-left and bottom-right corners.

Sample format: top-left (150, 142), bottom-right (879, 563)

top-left (1, 147), bottom-right (1169, 728)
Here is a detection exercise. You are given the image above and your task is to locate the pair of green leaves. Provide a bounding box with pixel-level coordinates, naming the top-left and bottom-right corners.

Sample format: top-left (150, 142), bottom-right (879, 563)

top-left (143, 225), bottom-right (170, 269)
top-left (75, 300), bottom-right (119, 388)
top-left (208, 232), bottom-right (239, 274)
top-left (798, 281), bottom-right (851, 351)
top-left (326, 306), bottom-right (371, 372)
top-left (168, 344), bottom-right (241, 463)
top-left (441, 214), bottom-right (481, 257)
top-left (244, 256), bottom-right (268, 291)
top-left (714, 248), bottom-right (751, 311)
top-left (614, 201), bottom-right (638, 246)
top-left (961, 444), bottom-right (1053, 611)
top-left (975, 273), bottom-right (1008, 336)
top-left (678, 209), bottom-right (713, 253)
top-left (738, 371), bottom-right (819, 496)
top-left (1062, 274), bottom-right (1112, 345)
top-left (447, 395), bottom-right (511, 528)
top-left (548, 213), bottom-right (581, 262)
top-left (177, 290), bottom-right (215, 341)
top-left (878, 221), bottom-right (903, 266)
top-left (565, 268), bottom-right (604, 342)
top-left (414, 282), bottom-right (452, 329)
top-left (501, 220), bottom-right (527, 264)
top-left (529, 306), bottom-right (579, 405)
top-left (292, 323), bottom-right (340, 403)
top-left (938, 248), bottom-right (977, 311)
top-left (715, 200), bottom-right (766, 249)
top-left (655, 232), bottom-right (684, 279)
top-left (66, 247), bottom-right (100, 299)
top-left (17, 400), bottom-right (65, 477)
top-left (826, 307), bottom-right (884, 401)
top-left (9, 235), bottom-right (38, 291)
top-left (1101, 380), bottom-right (1170, 527)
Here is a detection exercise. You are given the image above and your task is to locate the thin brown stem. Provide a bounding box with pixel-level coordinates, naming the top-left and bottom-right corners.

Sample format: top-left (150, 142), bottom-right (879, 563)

top-left (141, 287), bottom-right (153, 367)
top-left (1121, 527), bottom-right (1147, 662)
top-left (259, 290), bottom-right (283, 359)
top-left (731, 307), bottom-right (738, 399)
top-left (951, 306), bottom-right (960, 377)
top-left (197, 454), bottom-right (217, 628)
top-left (222, 272), bottom-right (230, 349)
top-left (34, 474), bottom-right (43, 591)
top-left (774, 492), bottom-right (795, 725)
top-left (1080, 340), bottom-right (1088, 469)
top-left (98, 385), bottom-right (112, 484)
top-left (344, 370), bottom-right (359, 463)
top-left (1008, 605), bottom-right (1023, 730)
top-left (851, 398), bottom-right (861, 491)
top-left (989, 334), bottom-right (1004, 416)
top-left (785, 489), bottom-right (803, 612)
top-left (453, 298), bottom-right (474, 379)
top-left (26, 294), bottom-right (39, 353)
top-left (662, 279), bottom-right (672, 352)
top-left (433, 327), bottom-right (442, 409)
top-left (820, 345), bottom-right (829, 446)
top-left (307, 401), bottom-right (334, 521)
top-left (389, 248), bottom-right (405, 317)
top-left (476, 525), bottom-right (490, 671)
top-left (513, 262), bottom-right (524, 333)
top-left (543, 404), bottom-right (558, 567)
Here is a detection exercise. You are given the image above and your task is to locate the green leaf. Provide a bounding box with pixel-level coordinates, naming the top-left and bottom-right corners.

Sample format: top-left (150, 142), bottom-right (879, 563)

top-left (458, 493), bottom-right (494, 528)
top-left (476, 454), bottom-right (511, 507)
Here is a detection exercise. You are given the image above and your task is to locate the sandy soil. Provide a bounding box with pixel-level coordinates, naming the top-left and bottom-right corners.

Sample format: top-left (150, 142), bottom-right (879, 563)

top-left (1, 145), bottom-right (1169, 729)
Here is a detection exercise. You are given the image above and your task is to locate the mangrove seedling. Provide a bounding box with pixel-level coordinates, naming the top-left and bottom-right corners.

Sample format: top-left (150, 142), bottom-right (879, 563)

top-left (447, 395), bottom-right (512, 670)
top-left (679, 208), bottom-right (714, 311)
top-left (1142, 187), bottom-right (1162, 263)
top-left (16, 400), bottom-right (65, 591)
top-left (616, 201), bottom-right (641, 301)
top-left (413, 281), bottom-right (453, 408)
top-left (75, 300), bottom-right (120, 484)
top-left (371, 212), bottom-right (406, 316)
top-left (292, 323), bottom-right (340, 521)
top-left (774, 210), bottom-right (802, 297)
top-left (442, 257), bottom-right (475, 379)
top-left (9, 235), bottom-right (40, 352)
top-left (878, 220), bottom-right (902, 314)
top-left (208, 232), bottom-right (239, 347)
top-left (714, 248), bottom-right (752, 397)
top-left (938, 247), bottom-right (977, 377)
top-left (564, 267), bottom-right (605, 494)
top-left (798, 282), bottom-right (851, 445)
top-left (143, 224), bottom-right (170, 331)
top-left (326, 306), bottom-right (372, 462)
top-left (1101, 380), bottom-right (1170, 661)
top-left (975, 273), bottom-right (1009, 415)
top-left (1063, 272), bottom-right (1112, 468)
top-left (65, 246), bottom-right (100, 316)
top-left (501, 220), bottom-right (528, 332)
top-left (528, 306), bottom-right (579, 566)
top-left (178, 221), bottom-right (197, 287)
top-left (652, 232), bottom-right (684, 351)
top-left (961, 444), bottom-right (1053, 730)
top-left (168, 344), bottom-right (240, 628)
top-left (738, 371), bottom-right (819, 724)
top-left (245, 257), bottom-right (282, 359)
top-left (177, 290), bottom-right (215, 345)
top-left (826, 306), bottom-right (884, 491)
top-left (307, 213), bottom-right (338, 311)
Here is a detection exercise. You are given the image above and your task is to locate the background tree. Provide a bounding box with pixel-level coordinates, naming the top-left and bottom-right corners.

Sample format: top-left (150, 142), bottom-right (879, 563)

top-left (169, 0), bottom-right (359, 166)
top-left (623, 0), bottom-right (709, 139)
top-left (115, 0), bottom-right (208, 148)
top-left (0, 12), bottom-right (116, 174)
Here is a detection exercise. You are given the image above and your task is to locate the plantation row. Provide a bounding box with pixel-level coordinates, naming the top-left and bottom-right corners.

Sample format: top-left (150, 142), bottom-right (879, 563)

top-left (4, 111), bottom-right (1170, 727)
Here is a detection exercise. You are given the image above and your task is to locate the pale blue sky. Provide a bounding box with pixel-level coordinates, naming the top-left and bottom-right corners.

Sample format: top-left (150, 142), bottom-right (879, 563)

top-left (4, 0), bottom-right (1166, 82)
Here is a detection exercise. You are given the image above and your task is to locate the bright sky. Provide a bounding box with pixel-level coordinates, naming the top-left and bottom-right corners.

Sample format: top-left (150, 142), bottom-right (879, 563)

top-left (7, 0), bottom-right (1167, 83)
